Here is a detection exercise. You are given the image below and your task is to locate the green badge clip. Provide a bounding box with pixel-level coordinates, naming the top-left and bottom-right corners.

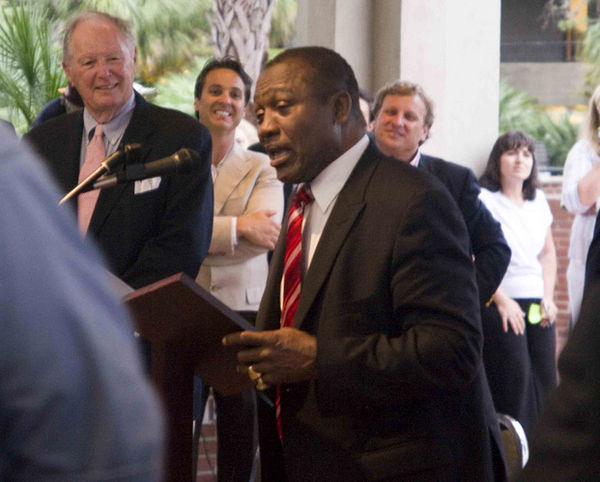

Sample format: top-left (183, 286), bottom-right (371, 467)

top-left (528, 303), bottom-right (542, 325)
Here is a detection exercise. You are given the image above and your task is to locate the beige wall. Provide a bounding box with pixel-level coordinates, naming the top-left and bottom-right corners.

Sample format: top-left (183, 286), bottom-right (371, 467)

top-left (296, 0), bottom-right (501, 175)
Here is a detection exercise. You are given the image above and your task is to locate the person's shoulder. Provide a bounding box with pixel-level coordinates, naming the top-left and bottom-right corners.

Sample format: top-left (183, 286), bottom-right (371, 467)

top-left (25, 110), bottom-right (82, 145)
top-left (371, 150), bottom-right (452, 201)
top-left (142, 101), bottom-right (210, 143)
top-left (569, 138), bottom-right (592, 154)
top-left (478, 187), bottom-right (498, 202)
top-left (241, 144), bottom-right (271, 166)
top-left (145, 101), bottom-right (199, 126)
top-left (533, 188), bottom-right (549, 203)
top-left (421, 153), bottom-right (474, 179)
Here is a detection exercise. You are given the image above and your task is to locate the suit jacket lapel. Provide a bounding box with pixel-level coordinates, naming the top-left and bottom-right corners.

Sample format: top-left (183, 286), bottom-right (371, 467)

top-left (55, 112), bottom-right (85, 197)
top-left (89, 93), bottom-right (153, 234)
top-left (258, 140), bottom-right (381, 332)
top-left (417, 154), bottom-right (432, 173)
top-left (214, 143), bottom-right (253, 214)
top-left (292, 141), bottom-right (379, 331)
top-left (257, 216), bottom-right (287, 331)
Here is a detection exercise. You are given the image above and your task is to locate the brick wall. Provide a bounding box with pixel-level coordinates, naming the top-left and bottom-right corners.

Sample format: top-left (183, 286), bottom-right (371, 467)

top-left (540, 176), bottom-right (572, 355)
top-left (197, 394), bottom-right (217, 482)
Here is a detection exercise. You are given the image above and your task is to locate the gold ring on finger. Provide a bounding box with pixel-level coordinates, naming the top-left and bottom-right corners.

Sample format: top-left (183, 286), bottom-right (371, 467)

top-left (247, 365), bottom-right (262, 381)
top-left (255, 376), bottom-right (269, 391)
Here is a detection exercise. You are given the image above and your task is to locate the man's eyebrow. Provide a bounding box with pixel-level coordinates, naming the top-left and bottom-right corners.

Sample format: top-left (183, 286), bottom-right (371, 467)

top-left (261, 87), bottom-right (295, 96)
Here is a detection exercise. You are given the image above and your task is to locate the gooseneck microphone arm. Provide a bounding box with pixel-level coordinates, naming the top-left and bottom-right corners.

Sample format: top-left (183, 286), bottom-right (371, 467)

top-left (59, 143), bottom-right (141, 205)
top-left (90, 148), bottom-right (201, 191)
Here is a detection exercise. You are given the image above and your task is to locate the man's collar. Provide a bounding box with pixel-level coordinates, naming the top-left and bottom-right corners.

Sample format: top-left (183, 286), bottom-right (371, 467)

top-left (83, 92), bottom-right (136, 138)
top-left (309, 134), bottom-right (369, 213)
top-left (409, 148), bottom-right (422, 167)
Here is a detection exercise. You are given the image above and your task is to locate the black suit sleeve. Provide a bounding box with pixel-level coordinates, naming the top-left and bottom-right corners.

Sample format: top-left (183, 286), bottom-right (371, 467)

top-left (456, 167), bottom-right (510, 305)
top-left (120, 122), bottom-right (213, 288)
top-left (316, 180), bottom-right (483, 408)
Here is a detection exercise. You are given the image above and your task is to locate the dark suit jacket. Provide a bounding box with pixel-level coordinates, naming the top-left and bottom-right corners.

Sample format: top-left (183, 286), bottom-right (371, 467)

top-left (257, 140), bottom-right (506, 481)
top-left (419, 154), bottom-right (510, 306)
top-left (520, 215), bottom-right (600, 479)
top-left (23, 92), bottom-right (213, 288)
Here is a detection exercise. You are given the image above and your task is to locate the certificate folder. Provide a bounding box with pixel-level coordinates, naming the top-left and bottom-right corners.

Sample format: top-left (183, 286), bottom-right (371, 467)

top-left (123, 272), bottom-right (256, 396)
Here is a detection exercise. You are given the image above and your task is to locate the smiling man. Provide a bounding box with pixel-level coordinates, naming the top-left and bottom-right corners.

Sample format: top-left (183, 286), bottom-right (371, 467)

top-left (24, 10), bottom-right (213, 290)
top-left (192, 57), bottom-right (283, 482)
top-left (372, 81), bottom-right (510, 308)
top-left (223, 47), bottom-right (507, 481)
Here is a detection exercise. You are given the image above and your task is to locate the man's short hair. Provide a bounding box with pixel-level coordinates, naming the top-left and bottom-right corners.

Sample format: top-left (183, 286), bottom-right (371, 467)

top-left (266, 46), bottom-right (365, 126)
top-left (372, 81), bottom-right (435, 130)
top-left (194, 57), bottom-right (253, 105)
top-left (63, 10), bottom-right (135, 65)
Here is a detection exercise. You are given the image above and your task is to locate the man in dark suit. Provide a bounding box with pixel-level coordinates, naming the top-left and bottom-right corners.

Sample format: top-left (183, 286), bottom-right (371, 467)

top-left (24, 10), bottom-right (212, 289)
top-left (518, 212), bottom-right (600, 479)
top-left (371, 80), bottom-right (510, 307)
top-left (224, 47), bottom-right (506, 481)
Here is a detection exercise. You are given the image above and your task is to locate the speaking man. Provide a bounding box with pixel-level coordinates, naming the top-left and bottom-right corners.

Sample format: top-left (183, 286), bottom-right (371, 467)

top-left (224, 47), bottom-right (506, 481)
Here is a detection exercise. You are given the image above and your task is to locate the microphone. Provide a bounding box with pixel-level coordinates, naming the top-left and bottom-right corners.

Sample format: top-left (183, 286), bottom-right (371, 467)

top-left (59, 143), bottom-right (141, 204)
top-left (91, 148), bottom-right (201, 190)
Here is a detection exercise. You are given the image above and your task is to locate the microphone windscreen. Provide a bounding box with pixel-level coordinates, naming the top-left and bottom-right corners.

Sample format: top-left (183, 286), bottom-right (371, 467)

top-left (176, 148), bottom-right (201, 173)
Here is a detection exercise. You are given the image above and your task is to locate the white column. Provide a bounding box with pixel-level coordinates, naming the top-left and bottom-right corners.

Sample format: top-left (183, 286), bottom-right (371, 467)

top-left (399, 0), bottom-right (500, 174)
top-left (296, 0), bottom-right (373, 92)
top-left (296, 0), bottom-right (501, 174)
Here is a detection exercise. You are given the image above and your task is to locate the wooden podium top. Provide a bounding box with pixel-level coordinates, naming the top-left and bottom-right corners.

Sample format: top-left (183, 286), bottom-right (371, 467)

top-left (124, 272), bottom-right (256, 396)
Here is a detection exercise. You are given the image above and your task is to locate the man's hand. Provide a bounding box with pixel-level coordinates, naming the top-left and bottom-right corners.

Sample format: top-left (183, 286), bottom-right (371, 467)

top-left (237, 210), bottom-right (281, 250)
top-left (223, 327), bottom-right (317, 385)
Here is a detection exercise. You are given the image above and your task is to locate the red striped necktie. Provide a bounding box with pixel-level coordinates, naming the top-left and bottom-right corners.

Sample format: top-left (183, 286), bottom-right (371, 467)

top-left (281, 184), bottom-right (314, 328)
top-left (277, 183), bottom-right (314, 438)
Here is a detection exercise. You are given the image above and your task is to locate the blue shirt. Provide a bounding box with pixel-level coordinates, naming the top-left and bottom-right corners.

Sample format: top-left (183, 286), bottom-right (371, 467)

top-left (2, 124), bottom-right (163, 480)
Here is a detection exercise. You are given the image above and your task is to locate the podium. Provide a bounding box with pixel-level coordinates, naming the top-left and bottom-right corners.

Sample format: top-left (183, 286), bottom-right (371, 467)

top-left (124, 272), bottom-right (255, 481)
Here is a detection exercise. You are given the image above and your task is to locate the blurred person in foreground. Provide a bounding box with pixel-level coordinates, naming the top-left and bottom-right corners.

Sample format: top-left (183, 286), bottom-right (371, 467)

top-left (224, 46), bottom-right (506, 481)
top-left (0, 120), bottom-right (163, 480)
top-left (519, 190), bottom-right (600, 479)
top-left (479, 131), bottom-right (558, 437)
top-left (24, 9), bottom-right (213, 290)
top-left (193, 57), bottom-right (283, 481)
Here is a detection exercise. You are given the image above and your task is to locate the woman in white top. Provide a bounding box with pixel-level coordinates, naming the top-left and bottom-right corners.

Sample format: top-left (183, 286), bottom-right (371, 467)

top-left (479, 130), bottom-right (558, 437)
top-left (562, 85), bottom-right (600, 326)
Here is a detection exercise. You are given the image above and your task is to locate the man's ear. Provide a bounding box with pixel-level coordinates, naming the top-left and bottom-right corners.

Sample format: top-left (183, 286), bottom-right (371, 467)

top-left (62, 62), bottom-right (72, 84)
top-left (419, 124), bottom-right (430, 145)
top-left (332, 90), bottom-right (351, 124)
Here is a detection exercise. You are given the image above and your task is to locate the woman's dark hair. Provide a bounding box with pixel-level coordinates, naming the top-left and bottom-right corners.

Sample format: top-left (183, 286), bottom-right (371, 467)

top-left (479, 130), bottom-right (539, 201)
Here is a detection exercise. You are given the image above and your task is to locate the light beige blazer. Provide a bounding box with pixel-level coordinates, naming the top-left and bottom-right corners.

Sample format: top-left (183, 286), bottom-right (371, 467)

top-left (196, 142), bottom-right (283, 311)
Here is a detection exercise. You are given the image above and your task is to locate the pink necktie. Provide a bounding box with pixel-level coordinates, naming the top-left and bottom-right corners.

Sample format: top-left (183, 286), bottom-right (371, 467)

top-left (78, 124), bottom-right (105, 235)
top-left (277, 184), bottom-right (314, 438)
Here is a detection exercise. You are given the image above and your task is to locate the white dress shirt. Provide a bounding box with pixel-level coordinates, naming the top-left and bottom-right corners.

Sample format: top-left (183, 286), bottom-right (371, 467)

top-left (301, 134), bottom-right (369, 271)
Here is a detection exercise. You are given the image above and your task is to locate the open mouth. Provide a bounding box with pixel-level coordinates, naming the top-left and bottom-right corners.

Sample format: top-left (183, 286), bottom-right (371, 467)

top-left (214, 109), bottom-right (232, 118)
top-left (95, 84), bottom-right (117, 93)
top-left (266, 146), bottom-right (291, 165)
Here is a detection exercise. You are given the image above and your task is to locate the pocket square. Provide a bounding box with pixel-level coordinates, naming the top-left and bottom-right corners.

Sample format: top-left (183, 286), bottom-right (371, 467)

top-left (134, 176), bottom-right (161, 194)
